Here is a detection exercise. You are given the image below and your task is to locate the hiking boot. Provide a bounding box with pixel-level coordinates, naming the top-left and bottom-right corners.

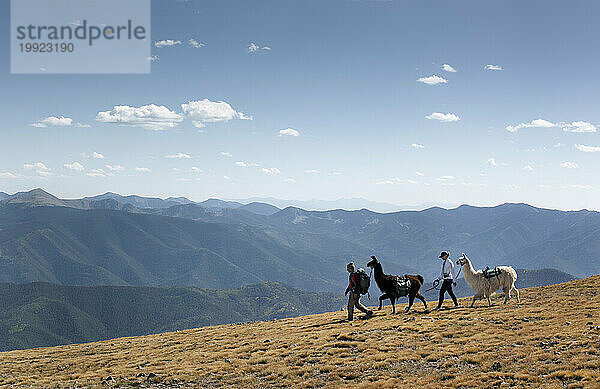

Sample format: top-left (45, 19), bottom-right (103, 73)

top-left (347, 317), bottom-right (353, 321)
top-left (433, 306), bottom-right (442, 311)
top-left (366, 310), bottom-right (373, 318)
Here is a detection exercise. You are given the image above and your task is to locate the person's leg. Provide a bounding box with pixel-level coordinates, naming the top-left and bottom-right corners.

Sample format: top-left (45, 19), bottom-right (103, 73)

top-left (437, 281), bottom-right (448, 309)
top-left (354, 293), bottom-right (370, 314)
top-left (347, 294), bottom-right (355, 320)
top-left (447, 281), bottom-right (459, 306)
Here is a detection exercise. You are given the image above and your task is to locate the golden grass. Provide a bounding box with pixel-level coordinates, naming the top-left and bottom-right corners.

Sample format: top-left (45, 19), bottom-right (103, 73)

top-left (1, 275), bottom-right (600, 388)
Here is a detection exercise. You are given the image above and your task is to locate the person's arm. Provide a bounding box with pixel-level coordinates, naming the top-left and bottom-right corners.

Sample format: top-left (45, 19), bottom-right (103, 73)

top-left (345, 274), bottom-right (353, 295)
top-left (450, 261), bottom-right (456, 285)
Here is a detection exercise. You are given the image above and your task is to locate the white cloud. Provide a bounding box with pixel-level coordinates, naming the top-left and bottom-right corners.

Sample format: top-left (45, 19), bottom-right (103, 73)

top-left (181, 99), bottom-right (251, 128)
top-left (105, 165), bottom-right (124, 172)
top-left (560, 162), bottom-right (579, 169)
top-left (191, 166), bottom-right (203, 173)
top-left (554, 142), bottom-right (565, 148)
top-left (85, 168), bottom-right (106, 178)
top-left (426, 112), bottom-right (460, 122)
top-left (506, 119), bottom-right (595, 133)
top-left (0, 172), bottom-right (20, 179)
top-left (155, 40), bottom-right (182, 48)
top-left (166, 152), bottom-right (191, 159)
top-left (220, 152), bottom-right (233, 157)
top-left (235, 161), bottom-right (250, 167)
top-left (415, 171), bottom-right (424, 176)
top-left (135, 167), bottom-right (151, 172)
top-left (223, 175), bottom-right (231, 180)
top-left (485, 64), bottom-right (503, 71)
top-left (188, 38), bottom-right (205, 48)
top-left (93, 152), bottom-right (105, 159)
top-left (24, 162), bottom-right (52, 176)
top-left (411, 143), bottom-right (425, 149)
top-left (442, 64), bottom-right (457, 73)
top-left (575, 144), bottom-right (600, 153)
top-left (562, 121), bottom-right (596, 133)
top-left (487, 158), bottom-right (497, 167)
top-left (147, 55), bottom-right (159, 62)
top-left (96, 104), bottom-right (184, 131)
top-left (248, 42), bottom-right (271, 53)
top-left (305, 169), bottom-right (320, 174)
top-left (262, 167), bottom-right (281, 175)
top-left (376, 177), bottom-right (402, 185)
top-left (437, 175), bottom-right (455, 181)
top-left (417, 75), bottom-right (448, 85)
top-left (566, 184), bottom-right (593, 189)
top-left (283, 178), bottom-right (296, 183)
top-left (31, 116), bottom-right (73, 128)
top-left (407, 179), bottom-right (419, 185)
top-left (523, 165), bottom-right (534, 171)
top-left (505, 118), bottom-right (555, 132)
top-left (64, 162), bottom-right (84, 171)
top-left (278, 128), bottom-right (300, 137)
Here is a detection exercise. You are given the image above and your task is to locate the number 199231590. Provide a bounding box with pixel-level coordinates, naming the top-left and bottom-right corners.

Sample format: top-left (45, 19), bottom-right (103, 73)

top-left (19, 42), bottom-right (74, 53)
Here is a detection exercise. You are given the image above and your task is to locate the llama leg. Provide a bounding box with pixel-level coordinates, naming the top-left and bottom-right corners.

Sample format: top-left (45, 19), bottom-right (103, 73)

top-left (416, 293), bottom-right (428, 311)
top-left (486, 293), bottom-right (492, 306)
top-left (503, 286), bottom-right (510, 304)
top-left (513, 286), bottom-right (520, 303)
top-left (405, 294), bottom-right (415, 313)
top-left (378, 294), bottom-right (389, 310)
top-left (470, 294), bottom-right (478, 308)
top-left (391, 297), bottom-right (396, 314)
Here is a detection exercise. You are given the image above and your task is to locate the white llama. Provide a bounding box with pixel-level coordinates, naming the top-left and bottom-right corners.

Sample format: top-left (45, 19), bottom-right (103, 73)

top-left (456, 253), bottom-right (520, 307)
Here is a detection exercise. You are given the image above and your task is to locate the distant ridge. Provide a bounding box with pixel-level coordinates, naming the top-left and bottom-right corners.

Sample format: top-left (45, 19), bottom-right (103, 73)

top-left (84, 192), bottom-right (194, 209)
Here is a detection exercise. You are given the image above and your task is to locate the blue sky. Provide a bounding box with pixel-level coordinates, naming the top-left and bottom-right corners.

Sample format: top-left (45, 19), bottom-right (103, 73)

top-left (1, 0), bottom-right (599, 210)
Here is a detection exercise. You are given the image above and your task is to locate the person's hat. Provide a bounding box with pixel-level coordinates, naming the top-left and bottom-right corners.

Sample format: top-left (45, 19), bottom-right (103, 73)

top-left (347, 262), bottom-right (355, 269)
top-left (439, 251), bottom-right (449, 258)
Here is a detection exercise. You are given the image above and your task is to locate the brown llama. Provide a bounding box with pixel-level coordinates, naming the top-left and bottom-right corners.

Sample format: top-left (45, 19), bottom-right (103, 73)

top-left (366, 255), bottom-right (428, 314)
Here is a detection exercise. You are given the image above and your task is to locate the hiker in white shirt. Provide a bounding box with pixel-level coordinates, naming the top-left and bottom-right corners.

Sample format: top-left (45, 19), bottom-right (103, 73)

top-left (433, 251), bottom-right (459, 310)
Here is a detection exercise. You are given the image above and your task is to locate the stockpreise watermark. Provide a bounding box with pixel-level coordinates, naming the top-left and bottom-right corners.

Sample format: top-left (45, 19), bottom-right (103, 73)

top-left (11, 0), bottom-right (151, 74)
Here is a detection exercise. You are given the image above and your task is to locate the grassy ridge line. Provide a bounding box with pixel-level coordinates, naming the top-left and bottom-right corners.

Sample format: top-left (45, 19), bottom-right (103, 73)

top-left (1, 276), bottom-right (599, 388)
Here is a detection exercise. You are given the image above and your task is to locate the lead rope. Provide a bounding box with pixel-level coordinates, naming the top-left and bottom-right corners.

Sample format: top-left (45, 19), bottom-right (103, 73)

top-left (425, 262), bottom-right (463, 292)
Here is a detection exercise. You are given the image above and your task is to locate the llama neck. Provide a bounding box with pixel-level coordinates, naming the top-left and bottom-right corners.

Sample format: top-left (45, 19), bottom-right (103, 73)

top-left (462, 259), bottom-right (477, 282)
top-left (374, 263), bottom-right (385, 282)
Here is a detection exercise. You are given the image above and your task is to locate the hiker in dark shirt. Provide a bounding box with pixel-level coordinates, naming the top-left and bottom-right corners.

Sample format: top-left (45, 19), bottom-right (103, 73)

top-left (345, 262), bottom-right (373, 321)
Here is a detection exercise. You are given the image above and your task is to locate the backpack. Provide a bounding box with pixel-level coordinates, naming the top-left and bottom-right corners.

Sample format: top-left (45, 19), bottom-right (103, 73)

top-left (483, 267), bottom-right (502, 279)
top-left (393, 277), bottom-right (411, 297)
top-left (355, 268), bottom-right (371, 295)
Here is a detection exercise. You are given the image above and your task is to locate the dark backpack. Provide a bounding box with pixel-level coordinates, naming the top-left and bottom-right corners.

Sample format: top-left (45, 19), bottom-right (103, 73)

top-left (393, 277), bottom-right (411, 297)
top-left (483, 267), bottom-right (502, 279)
top-left (355, 269), bottom-right (370, 295)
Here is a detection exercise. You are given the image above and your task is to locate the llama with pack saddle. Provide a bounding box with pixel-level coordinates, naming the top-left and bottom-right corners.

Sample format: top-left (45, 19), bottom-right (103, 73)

top-left (366, 255), bottom-right (428, 314)
top-left (456, 252), bottom-right (520, 307)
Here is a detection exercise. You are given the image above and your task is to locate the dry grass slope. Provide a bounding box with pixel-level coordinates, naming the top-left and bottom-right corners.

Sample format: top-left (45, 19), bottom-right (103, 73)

top-left (1, 275), bottom-right (600, 388)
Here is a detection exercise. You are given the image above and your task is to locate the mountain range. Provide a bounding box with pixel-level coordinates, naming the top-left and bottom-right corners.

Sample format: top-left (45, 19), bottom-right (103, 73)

top-left (1, 189), bottom-right (599, 293)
